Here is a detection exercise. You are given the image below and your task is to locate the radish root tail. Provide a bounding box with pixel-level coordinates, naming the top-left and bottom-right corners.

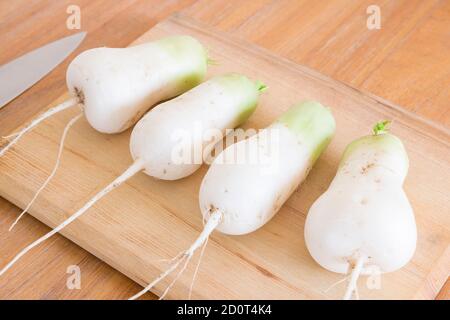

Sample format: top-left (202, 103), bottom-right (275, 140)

top-left (343, 256), bottom-right (366, 300)
top-left (324, 274), bottom-right (350, 293)
top-left (159, 252), bottom-right (192, 300)
top-left (2, 132), bottom-right (19, 140)
top-left (0, 158), bottom-right (145, 277)
top-left (9, 113), bottom-right (83, 231)
top-left (188, 237), bottom-right (209, 300)
top-left (129, 210), bottom-right (222, 300)
top-left (0, 97), bottom-right (79, 157)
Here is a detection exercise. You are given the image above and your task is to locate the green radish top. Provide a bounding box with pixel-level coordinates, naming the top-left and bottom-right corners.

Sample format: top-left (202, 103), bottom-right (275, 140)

top-left (156, 35), bottom-right (208, 61)
top-left (156, 35), bottom-right (209, 92)
top-left (277, 101), bottom-right (336, 164)
top-left (372, 120), bottom-right (391, 135)
top-left (339, 120), bottom-right (409, 174)
top-left (214, 73), bottom-right (267, 125)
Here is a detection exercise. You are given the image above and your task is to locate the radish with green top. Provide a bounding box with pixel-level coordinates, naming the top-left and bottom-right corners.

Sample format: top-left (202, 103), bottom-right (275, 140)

top-left (1, 35), bottom-right (208, 155)
top-left (130, 101), bottom-right (336, 300)
top-left (130, 73), bottom-right (265, 180)
top-left (2, 35), bottom-right (209, 230)
top-left (304, 121), bottom-right (417, 300)
top-left (0, 73), bottom-right (264, 278)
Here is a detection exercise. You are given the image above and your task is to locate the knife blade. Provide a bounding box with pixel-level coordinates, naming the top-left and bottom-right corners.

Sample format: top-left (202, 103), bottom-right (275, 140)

top-left (0, 32), bottom-right (86, 109)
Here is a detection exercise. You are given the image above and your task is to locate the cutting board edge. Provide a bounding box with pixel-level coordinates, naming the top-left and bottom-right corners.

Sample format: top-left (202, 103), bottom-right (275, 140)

top-left (163, 13), bottom-right (450, 145)
top-left (0, 14), bottom-right (448, 300)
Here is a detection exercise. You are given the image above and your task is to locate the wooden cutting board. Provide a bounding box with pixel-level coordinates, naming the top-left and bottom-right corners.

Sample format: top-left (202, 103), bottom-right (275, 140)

top-left (0, 14), bottom-right (448, 299)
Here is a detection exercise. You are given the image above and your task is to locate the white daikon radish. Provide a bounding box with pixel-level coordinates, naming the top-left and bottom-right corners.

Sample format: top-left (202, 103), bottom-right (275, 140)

top-left (1, 35), bottom-right (208, 154)
top-left (0, 73), bottom-right (264, 278)
top-left (130, 101), bottom-right (336, 300)
top-left (304, 121), bottom-right (417, 300)
top-left (2, 35), bottom-right (208, 230)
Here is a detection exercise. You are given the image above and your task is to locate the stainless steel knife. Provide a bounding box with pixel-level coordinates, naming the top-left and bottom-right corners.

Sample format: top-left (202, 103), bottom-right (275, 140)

top-left (0, 32), bottom-right (86, 109)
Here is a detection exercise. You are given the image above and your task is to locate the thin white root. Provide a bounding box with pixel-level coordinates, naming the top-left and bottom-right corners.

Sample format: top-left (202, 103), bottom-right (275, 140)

top-left (129, 210), bottom-right (222, 300)
top-left (0, 158), bottom-right (145, 277)
top-left (343, 256), bottom-right (366, 300)
top-left (2, 132), bottom-right (19, 140)
top-left (324, 274), bottom-right (350, 293)
top-left (9, 113), bottom-right (83, 231)
top-left (159, 253), bottom-right (192, 300)
top-left (157, 251), bottom-right (185, 264)
top-left (130, 252), bottom-right (190, 300)
top-left (0, 97), bottom-right (79, 157)
top-left (188, 237), bottom-right (209, 300)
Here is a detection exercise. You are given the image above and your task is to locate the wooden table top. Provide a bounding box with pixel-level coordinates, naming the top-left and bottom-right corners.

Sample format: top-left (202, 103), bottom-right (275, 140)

top-left (0, 0), bottom-right (448, 300)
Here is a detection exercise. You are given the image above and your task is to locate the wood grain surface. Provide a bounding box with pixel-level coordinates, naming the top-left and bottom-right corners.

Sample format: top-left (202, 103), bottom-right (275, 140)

top-left (0, 14), bottom-right (448, 300)
top-left (0, 0), bottom-right (448, 299)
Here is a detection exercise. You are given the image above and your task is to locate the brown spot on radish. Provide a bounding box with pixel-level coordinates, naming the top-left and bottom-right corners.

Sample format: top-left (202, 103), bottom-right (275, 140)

top-left (360, 198), bottom-right (368, 205)
top-left (73, 87), bottom-right (85, 104)
top-left (361, 163), bottom-right (375, 174)
top-left (208, 204), bottom-right (217, 213)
